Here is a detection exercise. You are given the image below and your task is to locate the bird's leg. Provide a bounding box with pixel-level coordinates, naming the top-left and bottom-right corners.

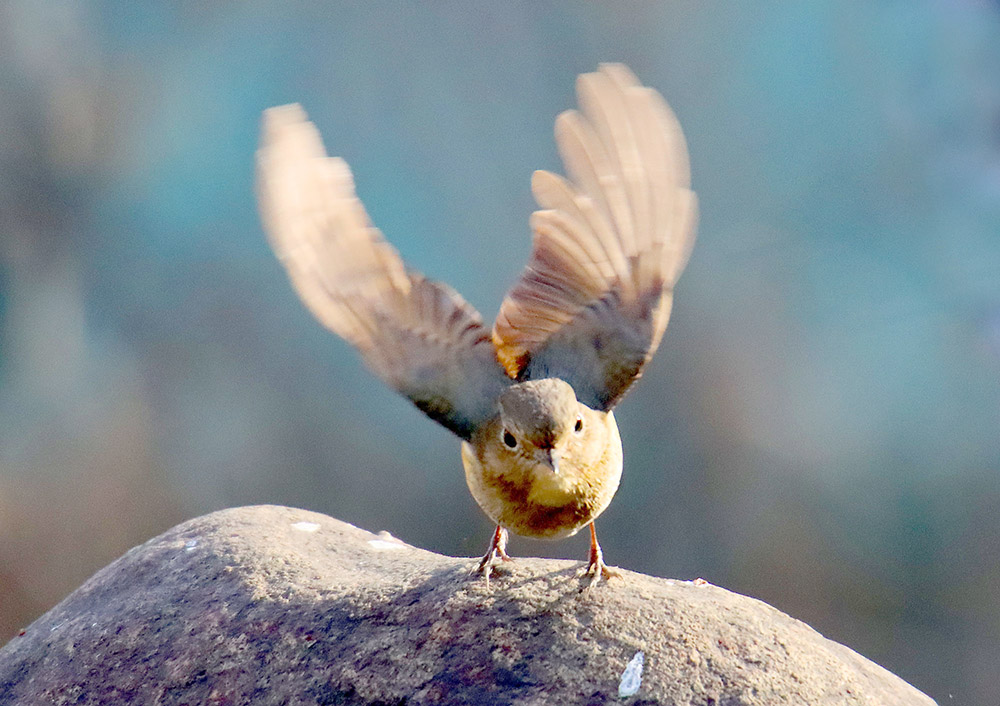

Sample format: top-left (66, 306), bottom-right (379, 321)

top-left (475, 525), bottom-right (513, 588)
top-left (585, 522), bottom-right (621, 586)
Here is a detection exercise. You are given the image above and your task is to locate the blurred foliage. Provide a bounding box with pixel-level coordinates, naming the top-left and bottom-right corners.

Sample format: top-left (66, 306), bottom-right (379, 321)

top-left (1, 1), bottom-right (998, 703)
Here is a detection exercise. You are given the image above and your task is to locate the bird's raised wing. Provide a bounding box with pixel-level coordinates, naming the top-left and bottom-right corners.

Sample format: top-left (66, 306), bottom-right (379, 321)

top-left (257, 105), bottom-right (510, 440)
top-left (492, 64), bottom-right (698, 411)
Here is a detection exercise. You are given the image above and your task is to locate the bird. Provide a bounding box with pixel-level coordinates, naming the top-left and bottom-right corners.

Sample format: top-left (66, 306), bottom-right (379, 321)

top-left (256, 63), bottom-right (697, 586)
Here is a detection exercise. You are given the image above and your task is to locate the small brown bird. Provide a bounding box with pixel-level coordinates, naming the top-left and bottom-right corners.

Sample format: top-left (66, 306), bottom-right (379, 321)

top-left (256, 64), bottom-right (697, 584)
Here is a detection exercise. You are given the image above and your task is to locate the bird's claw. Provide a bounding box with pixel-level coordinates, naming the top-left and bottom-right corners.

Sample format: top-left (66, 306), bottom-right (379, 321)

top-left (584, 556), bottom-right (622, 587)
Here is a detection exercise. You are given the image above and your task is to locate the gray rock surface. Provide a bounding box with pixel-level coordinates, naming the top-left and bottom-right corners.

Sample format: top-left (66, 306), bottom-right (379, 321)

top-left (0, 505), bottom-right (935, 705)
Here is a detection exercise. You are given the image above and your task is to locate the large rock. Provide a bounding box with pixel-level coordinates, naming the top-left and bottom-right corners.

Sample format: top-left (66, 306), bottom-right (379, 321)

top-left (0, 505), bottom-right (934, 705)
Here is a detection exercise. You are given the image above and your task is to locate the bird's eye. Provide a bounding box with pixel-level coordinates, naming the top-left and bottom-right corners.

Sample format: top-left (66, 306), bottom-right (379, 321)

top-left (502, 429), bottom-right (518, 448)
top-left (574, 417), bottom-right (584, 433)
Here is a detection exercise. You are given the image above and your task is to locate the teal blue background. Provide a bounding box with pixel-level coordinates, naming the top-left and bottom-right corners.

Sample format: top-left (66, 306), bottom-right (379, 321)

top-left (2, 3), bottom-right (999, 702)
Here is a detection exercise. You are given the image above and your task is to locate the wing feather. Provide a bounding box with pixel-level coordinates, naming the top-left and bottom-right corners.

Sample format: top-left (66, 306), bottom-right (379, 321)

top-left (577, 70), bottom-right (641, 257)
top-left (531, 170), bottom-right (626, 282)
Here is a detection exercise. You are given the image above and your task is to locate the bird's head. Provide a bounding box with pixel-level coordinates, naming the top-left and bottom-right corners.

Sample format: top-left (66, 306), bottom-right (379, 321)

top-left (497, 378), bottom-right (588, 474)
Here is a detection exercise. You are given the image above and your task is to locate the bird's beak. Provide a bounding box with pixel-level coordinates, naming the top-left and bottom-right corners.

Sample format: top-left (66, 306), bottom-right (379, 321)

top-left (543, 448), bottom-right (561, 475)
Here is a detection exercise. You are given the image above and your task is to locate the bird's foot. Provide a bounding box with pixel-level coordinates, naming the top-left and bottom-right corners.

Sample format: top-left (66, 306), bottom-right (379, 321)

top-left (584, 552), bottom-right (622, 587)
top-left (473, 525), bottom-right (513, 589)
top-left (584, 522), bottom-right (622, 587)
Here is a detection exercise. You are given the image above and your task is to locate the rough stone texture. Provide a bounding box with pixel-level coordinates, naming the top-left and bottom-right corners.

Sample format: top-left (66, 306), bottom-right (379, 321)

top-left (0, 505), bottom-right (935, 705)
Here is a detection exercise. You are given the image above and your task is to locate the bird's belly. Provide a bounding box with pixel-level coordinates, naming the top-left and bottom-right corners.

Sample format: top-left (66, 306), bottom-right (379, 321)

top-left (461, 442), bottom-right (618, 540)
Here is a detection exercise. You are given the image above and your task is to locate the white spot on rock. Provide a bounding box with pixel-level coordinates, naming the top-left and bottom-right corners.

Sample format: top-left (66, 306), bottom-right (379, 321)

top-left (618, 650), bottom-right (644, 698)
top-left (367, 531), bottom-right (405, 551)
top-left (184, 539), bottom-right (198, 552)
top-left (291, 521), bottom-right (321, 533)
top-left (367, 539), bottom-right (404, 551)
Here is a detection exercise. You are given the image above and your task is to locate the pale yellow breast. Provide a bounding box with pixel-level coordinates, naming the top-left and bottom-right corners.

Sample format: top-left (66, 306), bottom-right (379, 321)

top-left (526, 471), bottom-right (578, 507)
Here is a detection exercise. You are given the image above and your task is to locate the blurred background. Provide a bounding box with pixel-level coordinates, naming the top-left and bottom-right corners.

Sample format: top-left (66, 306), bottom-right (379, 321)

top-left (1, 1), bottom-right (998, 702)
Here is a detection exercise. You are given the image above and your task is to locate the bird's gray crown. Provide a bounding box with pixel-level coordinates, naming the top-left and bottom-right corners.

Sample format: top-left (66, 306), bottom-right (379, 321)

top-left (498, 378), bottom-right (579, 447)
